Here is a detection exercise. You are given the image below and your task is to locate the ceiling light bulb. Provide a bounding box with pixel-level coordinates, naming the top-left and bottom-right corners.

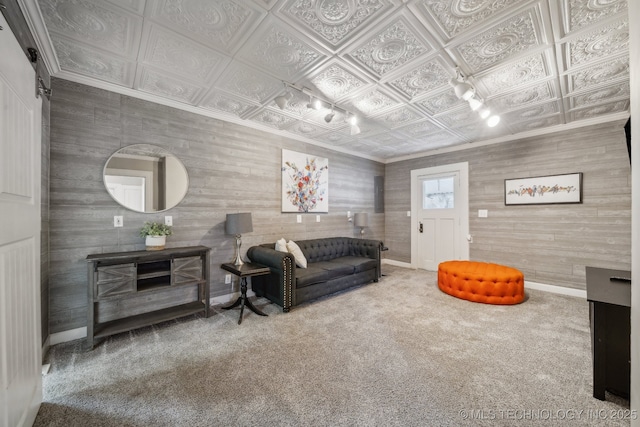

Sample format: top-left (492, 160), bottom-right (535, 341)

top-left (348, 115), bottom-right (358, 126)
top-left (461, 85), bottom-right (475, 101)
top-left (487, 115), bottom-right (500, 127)
top-left (468, 97), bottom-right (483, 111)
top-left (350, 124), bottom-right (361, 136)
top-left (478, 106), bottom-right (491, 119)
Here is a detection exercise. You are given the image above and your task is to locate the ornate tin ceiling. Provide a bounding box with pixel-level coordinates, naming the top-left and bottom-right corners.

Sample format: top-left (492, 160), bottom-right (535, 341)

top-left (23, 0), bottom-right (630, 161)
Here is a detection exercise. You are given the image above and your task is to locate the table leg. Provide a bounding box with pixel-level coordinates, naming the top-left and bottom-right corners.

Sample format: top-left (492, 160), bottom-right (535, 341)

top-left (222, 277), bottom-right (268, 324)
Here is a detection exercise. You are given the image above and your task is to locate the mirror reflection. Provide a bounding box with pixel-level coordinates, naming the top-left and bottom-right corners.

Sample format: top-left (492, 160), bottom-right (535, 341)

top-left (103, 144), bottom-right (189, 213)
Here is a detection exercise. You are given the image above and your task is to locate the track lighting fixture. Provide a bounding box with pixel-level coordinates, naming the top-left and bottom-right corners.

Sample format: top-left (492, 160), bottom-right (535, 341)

top-left (274, 81), bottom-right (362, 136)
top-left (449, 68), bottom-right (500, 128)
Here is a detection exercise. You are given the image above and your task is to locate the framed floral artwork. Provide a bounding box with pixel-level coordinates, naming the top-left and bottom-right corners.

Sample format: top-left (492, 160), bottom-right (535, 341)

top-left (504, 172), bottom-right (582, 205)
top-left (282, 149), bottom-right (328, 212)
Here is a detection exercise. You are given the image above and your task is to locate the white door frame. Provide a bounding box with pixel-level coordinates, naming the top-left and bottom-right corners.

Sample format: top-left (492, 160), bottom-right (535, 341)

top-left (411, 162), bottom-right (469, 269)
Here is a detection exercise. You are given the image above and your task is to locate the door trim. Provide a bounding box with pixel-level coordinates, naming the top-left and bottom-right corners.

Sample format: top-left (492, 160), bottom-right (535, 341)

top-left (410, 162), bottom-right (469, 269)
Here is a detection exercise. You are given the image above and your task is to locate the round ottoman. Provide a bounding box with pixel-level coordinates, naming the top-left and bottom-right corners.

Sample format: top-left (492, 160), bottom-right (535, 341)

top-left (438, 260), bottom-right (525, 305)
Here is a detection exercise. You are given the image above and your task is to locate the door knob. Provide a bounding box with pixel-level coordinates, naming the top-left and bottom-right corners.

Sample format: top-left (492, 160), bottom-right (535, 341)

top-left (419, 222), bottom-right (423, 233)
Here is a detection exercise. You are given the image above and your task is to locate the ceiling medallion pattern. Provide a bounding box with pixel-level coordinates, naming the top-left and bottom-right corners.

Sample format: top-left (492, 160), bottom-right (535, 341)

top-left (378, 107), bottom-right (420, 128)
top-left (156, 0), bottom-right (252, 51)
top-left (200, 93), bottom-right (256, 117)
top-left (510, 115), bottom-right (562, 133)
top-left (568, 0), bottom-right (627, 33)
top-left (569, 55), bottom-right (628, 91)
top-left (504, 102), bottom-right (559, 121)
top-left (252, 110), bottom-right (297, 129)
top-left (455, 10), bottom-right (539, 72)
top-left (567, 20), bottom-right (628, 68)
top-left (351, 90), bottom-right (398, 115)
top-left (139, 69), bottom-right (202, 103)
top-left (39, 0), bottom-right (134, 55)
top-left (571, 82), bottom-right (629, 108)
top-left (420, 0), bottom-right (526, 38)
top-left (490, 82), bottom-right (553, 111)
top-left (478, 54), bottom-right (547, 94)
top-left (349, 19), bottom-right (429, 76)
top-left (435, 107), bottom-right (478, 127)
top-left (397, 120), bottom-right (440, 137)
top-left (416, 90), bottom-right (464, 115)
top-left (388, 59), bottom-right (450, 99)
top-left (53, 38), bottom-right (130, 85)
top-left (217, 66), bottom-right (281, 102)
top-left (286, 121), bottom-right (323, 136)
top-left (145, 28), bottom-right (223, 82)
top-left (283, 0), bottom-right (385, 45)
top-left (572, 100), bottom-right (628, 120)
top-left (311, 64), bottom-right (367, 100)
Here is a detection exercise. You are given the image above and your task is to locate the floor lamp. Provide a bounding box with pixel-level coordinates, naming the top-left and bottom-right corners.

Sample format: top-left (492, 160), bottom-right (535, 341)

top-left (226, 212), bottom-right (253, 265)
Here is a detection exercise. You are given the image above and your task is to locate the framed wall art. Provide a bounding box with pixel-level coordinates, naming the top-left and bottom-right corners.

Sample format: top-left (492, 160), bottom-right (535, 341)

top-left (281, 149), bottom-right (329, 213)
top-left (504, 173), bottom-right (583, 205)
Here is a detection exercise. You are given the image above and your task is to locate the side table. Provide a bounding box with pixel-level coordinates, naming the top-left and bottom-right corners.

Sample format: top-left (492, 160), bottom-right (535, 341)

top-left (221, 262), bottom-right (271, 324)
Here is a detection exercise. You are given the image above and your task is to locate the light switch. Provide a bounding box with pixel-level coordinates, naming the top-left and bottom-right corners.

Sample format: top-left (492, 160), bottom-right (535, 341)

top-left (165, 216), bottom-right (173, 226)
top-left (316, 215), bottom-right (320, 222)
top-left (114, 216), bottom-right (123, 227)
top-left (478, 209), bottom-right (488, 218)
top-left (407, 211), bottom-right (411, 217)
top-left (296, 215), bottom-right (302, 223)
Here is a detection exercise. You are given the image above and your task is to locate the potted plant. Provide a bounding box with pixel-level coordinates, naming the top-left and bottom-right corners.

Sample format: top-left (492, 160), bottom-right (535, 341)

top-left (139, 221), bottom-right (172, 251)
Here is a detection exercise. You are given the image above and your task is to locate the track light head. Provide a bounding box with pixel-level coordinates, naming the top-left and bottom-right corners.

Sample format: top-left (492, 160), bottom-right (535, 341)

top-left (350, 124), bottom-right (361, 135)
top-left (307, 96), bottom-right (322, 110)
top-left (468, 97), bottom-right (483, 111)
top-left (324, 112), bottom-right (335, 123)
top-left (478, 106), bottom-right (491, 120)
top-left (274, 92), bottom-right (291, 110)
top-left (487, 115), bottom-right (501, 127)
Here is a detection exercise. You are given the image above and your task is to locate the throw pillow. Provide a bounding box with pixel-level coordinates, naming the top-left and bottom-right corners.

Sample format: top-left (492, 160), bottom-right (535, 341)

top-left (286, 240), bottom-right (307, 268)
top-left (275, 238), bottom-right (288, 253)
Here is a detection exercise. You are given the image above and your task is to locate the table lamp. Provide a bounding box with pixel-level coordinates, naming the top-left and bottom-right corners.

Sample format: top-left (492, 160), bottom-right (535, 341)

top-left (226, 213), bottom-right (253, 265)
top-left (354, 212), bottom-right (368, 236)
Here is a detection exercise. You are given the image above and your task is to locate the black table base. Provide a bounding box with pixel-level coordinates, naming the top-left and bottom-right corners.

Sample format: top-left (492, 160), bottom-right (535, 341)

top-left (222, 276), bottom-right (268, 324)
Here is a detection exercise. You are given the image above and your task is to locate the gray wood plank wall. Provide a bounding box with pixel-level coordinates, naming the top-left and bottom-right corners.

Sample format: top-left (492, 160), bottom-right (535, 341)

top-left (48, 79), bottom-right (384, 334)
top-left (385, 120), bottom-right (631, 290)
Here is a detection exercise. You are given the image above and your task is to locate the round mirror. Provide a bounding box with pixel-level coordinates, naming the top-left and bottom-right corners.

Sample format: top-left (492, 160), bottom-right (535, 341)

top-left (103, 144), bottom-right (189, 213)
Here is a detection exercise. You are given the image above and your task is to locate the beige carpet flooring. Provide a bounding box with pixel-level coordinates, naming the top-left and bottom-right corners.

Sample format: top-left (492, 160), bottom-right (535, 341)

top-left (34, 266), bottom-right (632, 426)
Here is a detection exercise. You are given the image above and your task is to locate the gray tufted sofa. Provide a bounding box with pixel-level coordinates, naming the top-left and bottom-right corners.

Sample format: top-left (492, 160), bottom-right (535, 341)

top-left (247, 237), bottom-right (382, 312)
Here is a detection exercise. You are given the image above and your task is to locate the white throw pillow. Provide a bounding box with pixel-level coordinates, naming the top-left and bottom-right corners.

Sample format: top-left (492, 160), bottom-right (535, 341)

top-left (275, 238), bottom-right (288, 253)
top-left (286, 240), bottom-right (307, 268)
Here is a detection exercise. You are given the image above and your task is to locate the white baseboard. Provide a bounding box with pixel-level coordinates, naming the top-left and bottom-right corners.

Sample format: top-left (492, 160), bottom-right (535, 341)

top-left (525, 280), bottom-right (587, 299)
top-left (50, 327), bottom-right (87, 345)
top-left (382, 259), bottom-right (413, 269)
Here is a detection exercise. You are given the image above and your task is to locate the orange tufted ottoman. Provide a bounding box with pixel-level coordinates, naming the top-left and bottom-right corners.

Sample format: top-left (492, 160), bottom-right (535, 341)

top-left (438, 261), bottom-right (525, 305)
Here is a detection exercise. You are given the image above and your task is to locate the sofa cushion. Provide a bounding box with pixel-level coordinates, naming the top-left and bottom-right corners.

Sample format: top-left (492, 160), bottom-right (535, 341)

top-left (295, 265), bottom-right (330, 288)
top-left (287, 240), bottom-right (307, 268)
top-left (331, 256), bottom-right (378, 274)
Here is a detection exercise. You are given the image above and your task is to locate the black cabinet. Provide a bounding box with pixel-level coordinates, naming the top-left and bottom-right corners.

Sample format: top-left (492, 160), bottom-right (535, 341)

top-left (86, 246), bottom-right (210, 350)
top-left (585, 266), bottom-right (631, 400)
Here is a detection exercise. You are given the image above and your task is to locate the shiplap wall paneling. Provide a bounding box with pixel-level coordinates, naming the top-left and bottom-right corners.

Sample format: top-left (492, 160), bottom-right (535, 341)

top-left (48, 79), bottom-right (384, 334)
top-left (385, 121), bottom-right (630, 291)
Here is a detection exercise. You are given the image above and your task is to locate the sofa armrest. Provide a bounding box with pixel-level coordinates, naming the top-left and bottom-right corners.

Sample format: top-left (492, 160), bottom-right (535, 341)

top-left (247, 246), bottom-right (295, 312)
top-left (349, 238), bottom-right (382, 279)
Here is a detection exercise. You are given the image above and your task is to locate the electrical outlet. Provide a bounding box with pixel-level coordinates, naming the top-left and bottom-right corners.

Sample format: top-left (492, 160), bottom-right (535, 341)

top-left (225, 274), bottom-right (231, 284)
top-left (114, 216), bottom-right (123, 227)
top-left (165, 216), bottom-right (173, 226)
top-left (296, 215), bottom-right (302, 223)
top-left (316, 215), bottom-right (320, 222)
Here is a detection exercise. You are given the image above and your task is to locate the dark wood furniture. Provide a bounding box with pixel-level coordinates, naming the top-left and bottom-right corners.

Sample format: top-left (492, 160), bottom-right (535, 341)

top-left (221, 262), bottom-right (270, 324)
top-left (86, 246), bottom-right (210, 350)
top-left (585, 266), bottom-right (631, 400)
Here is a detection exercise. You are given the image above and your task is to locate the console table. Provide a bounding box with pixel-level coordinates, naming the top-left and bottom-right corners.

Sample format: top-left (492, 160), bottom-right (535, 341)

top-left (585, 266), bottom-right (631, 400)
top-left (86, 246), bottom-right (210, 350)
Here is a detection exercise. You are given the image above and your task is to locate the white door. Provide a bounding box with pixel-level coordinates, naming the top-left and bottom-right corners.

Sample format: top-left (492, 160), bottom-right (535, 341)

top-left (0, 12), bottom-right (43, 427)
top-left (411, 163), bottom-right (469, 271)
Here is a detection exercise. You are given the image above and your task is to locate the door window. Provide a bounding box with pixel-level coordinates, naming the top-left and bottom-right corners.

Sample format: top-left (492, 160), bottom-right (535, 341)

top-left (422, 176), bottom-right (455, 209)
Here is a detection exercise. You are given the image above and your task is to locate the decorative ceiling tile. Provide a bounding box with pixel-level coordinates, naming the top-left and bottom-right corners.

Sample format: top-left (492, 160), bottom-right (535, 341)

top-left (570, 82), bottom-right (629, 109)
top-left (351, 89), bottom-right (398, 116)
top-left (137, 67), bottom-right (203, 104)
top-left (565, 20), bottom-right (628, 69)
top-left (310, 62), bottom-right (369, 101)
top-left (508, 115), bottom-right (563, 134)
top-left (105, 0), bottom-right (146, 14)
top-left (502, 101), bottom-right (559, 122)
top-left (237, 23), bottom-right (325, 80)
top-left (148, 0), bottom-right (264, 55)
top-left (216, 64), bottom-right (282, 103)
top-left (434, 107), bottom-right (479, 127)
top-left (143, 25), bottom-right (228, 83)
top-left (272, 89), bottom-right (310, 117)
top-left (279, 0), bottom-right (389, 47)
top-left (565, 0), bottom-right (627, 34)
top-left (314, 131), bottom-right (355, 146)
top-left (386, 58), bottom-right (450, 99)
top-left (415, 89), bottom-right (464, 114)
top-left (38, 0), bottom-right (143, 57)
top-left (284, 120), bottom-right (326, 137)
top-left (199, 91), bottom-right (258, 118)
top-left (421, 130), bottom-right (463, 147)
top-left (570, 100), bottom-right (629, 121)
top-left (414, 0), bottom-right (527, 39)
top-left (396, 119), bottom-right (441, 138)
top-left (52, 37), bottom-right (134, 86)
top-left (489, 81), bottom-right (554, 112)
top-left (347, 17), bottom-right (432, 77)
top-left (250, 110), bottom-right (298, 129)
top-left (303, 109), bottom-right (348, 129)
top-left (376, 106), bottom-right (421, 129)
top-left (567, 55), bottom-right (628, 92)
top-left (452, 8), bottom-right (542, 73)
top-left (476, 53), bottom-right (549, 95)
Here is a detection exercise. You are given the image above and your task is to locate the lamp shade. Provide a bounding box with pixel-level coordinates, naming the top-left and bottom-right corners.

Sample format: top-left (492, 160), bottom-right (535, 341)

top-left (354, 212), bottom-right (368, 227)
top-left (226, 213), bottom-right (253, 235)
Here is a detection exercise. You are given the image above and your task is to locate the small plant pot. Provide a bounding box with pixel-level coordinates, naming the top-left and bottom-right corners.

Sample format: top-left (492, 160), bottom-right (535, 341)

top-left (145, 235), bottom-right (166, 251)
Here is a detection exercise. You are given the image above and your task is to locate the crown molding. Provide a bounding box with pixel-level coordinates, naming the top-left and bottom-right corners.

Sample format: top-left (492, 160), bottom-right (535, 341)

top-left (17, 0), bottom-right (60, 75)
